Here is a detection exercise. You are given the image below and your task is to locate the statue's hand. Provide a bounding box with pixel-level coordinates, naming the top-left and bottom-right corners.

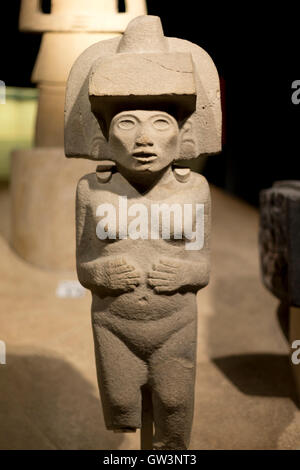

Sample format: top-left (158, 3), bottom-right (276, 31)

top-left (147, 258), bottom-right (187, 294)
top-left (102, 257), bottom-right (141, 293)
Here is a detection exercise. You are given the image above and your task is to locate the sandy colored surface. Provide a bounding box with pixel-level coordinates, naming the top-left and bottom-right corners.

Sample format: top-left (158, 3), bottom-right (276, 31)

top-left (10, 149), bottom-right (96, 271)
top-left (0, 182), bottom-right (299, 450)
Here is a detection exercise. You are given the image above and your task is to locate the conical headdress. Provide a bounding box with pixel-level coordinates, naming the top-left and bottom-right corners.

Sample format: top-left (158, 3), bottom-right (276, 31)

top-left (65, 15), bottom-right (221, 160)
top-left (89, 16), bottom-right (197, 138)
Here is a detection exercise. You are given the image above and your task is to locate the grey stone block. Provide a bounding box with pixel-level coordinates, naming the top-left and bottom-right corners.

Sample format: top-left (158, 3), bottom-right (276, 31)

top-left (259, 181), bottom-right (300, 307)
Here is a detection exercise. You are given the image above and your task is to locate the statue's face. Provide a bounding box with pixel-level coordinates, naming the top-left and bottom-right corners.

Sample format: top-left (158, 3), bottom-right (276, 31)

top-left (108, 110), bottom-right (180, 173)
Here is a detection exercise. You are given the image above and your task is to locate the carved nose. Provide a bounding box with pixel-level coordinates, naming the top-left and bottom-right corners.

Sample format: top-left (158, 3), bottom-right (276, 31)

top-left (135, 135), bottom-right (154, 147)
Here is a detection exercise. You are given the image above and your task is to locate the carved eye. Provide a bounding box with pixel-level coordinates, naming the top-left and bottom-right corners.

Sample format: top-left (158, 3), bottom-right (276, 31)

top-left (118, 119), bottom-right (136, 130)
top-left (152, 118), bottom-right (171, 130)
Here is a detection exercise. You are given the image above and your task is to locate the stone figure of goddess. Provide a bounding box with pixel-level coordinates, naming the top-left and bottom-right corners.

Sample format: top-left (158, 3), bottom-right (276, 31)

top-left (65, 15), bottom-right (221, 450)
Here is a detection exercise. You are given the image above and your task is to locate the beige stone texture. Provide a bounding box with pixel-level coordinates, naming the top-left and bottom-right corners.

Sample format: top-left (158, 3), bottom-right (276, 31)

top-left (34, 83), bottom-right (65, 147)
top-left (89, 52), bottom-right (196, 98)
top-left (19, 0), bottom-right (147, 33)
top-left (76, 164), bottom-right (210, 448)
top-left (33, 33), bottom-right (118, 147)
top-left (10, 148), bottom-right (96, 271)
top-left (32, 32), bottom-right (118, 85)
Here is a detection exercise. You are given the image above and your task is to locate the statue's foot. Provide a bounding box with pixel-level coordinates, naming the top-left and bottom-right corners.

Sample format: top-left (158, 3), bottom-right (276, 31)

top-left (153, 443), bottom-right (188, 450)
top-left (113, 427), bottom-right (137, 433)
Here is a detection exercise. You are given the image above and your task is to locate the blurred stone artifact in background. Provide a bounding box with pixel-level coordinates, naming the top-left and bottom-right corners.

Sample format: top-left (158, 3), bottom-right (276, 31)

top-left (260, 181), bottom-right (300, 402)
top-left (10, 0), bottom-right (147, 271)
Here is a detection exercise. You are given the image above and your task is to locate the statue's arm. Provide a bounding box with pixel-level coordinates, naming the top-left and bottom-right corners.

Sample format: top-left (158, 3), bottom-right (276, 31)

top-left (180, 253), bottom-right (210, 291)
top-left (180, 178), bottom-right (211, 290)
top-left (76, 177), bottom-right (140, 294)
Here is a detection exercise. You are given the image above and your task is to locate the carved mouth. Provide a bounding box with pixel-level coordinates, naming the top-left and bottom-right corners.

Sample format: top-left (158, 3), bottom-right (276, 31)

top-left (132, 151), bottom-right (157, 163)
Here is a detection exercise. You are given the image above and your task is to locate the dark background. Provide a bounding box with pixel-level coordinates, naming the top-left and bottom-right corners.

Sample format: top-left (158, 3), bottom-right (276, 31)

top-left (1, 0), bottom-right (299, 205)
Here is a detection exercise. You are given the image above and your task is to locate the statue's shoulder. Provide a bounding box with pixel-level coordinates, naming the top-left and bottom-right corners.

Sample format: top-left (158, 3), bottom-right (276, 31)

top-left (77, 162), bottom-right (117, 194)
top-left (76, 172), bottom-right (97, 195)
top-left (173, 167), bottom-right (209, 191)
top-left (188, 170), bottom-right (210, 202)
top-left (190, 171), bottom-right (209, 187)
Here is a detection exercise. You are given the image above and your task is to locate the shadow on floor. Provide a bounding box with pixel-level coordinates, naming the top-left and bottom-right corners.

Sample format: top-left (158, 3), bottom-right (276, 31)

top-left (0, 352), bottom-right (124, 450)
top-left (213, 353), bottom-right (299, 407)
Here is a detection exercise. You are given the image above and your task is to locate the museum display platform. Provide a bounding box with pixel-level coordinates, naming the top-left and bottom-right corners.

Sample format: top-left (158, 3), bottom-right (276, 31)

top-left (0, 183), bottom-right (298, 450)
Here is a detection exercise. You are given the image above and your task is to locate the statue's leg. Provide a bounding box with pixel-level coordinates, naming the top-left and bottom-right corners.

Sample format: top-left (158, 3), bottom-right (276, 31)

top-left (149, 317), bottom-right (197, 450)
top-left (92, 322), bottom-right (148, 432)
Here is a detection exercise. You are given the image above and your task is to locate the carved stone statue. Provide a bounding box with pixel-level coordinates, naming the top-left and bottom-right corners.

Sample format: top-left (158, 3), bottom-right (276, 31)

top-left (65, 15), bottom-right (221, 450)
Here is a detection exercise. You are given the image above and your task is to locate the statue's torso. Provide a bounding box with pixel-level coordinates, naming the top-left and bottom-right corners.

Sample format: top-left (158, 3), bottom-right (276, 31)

top-left (78, 170), bottom-right (210, 321)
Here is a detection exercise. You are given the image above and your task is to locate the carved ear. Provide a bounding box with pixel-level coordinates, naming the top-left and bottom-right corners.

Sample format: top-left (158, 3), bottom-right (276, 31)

top-left (89, 131), bottom-right (109, 160)
top-left (177, 119), bottom-right (197, 160)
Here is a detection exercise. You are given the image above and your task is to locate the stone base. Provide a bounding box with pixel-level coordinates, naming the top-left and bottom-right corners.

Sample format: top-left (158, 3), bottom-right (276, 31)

top-left (10, 147), bottom-right (96, 271)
